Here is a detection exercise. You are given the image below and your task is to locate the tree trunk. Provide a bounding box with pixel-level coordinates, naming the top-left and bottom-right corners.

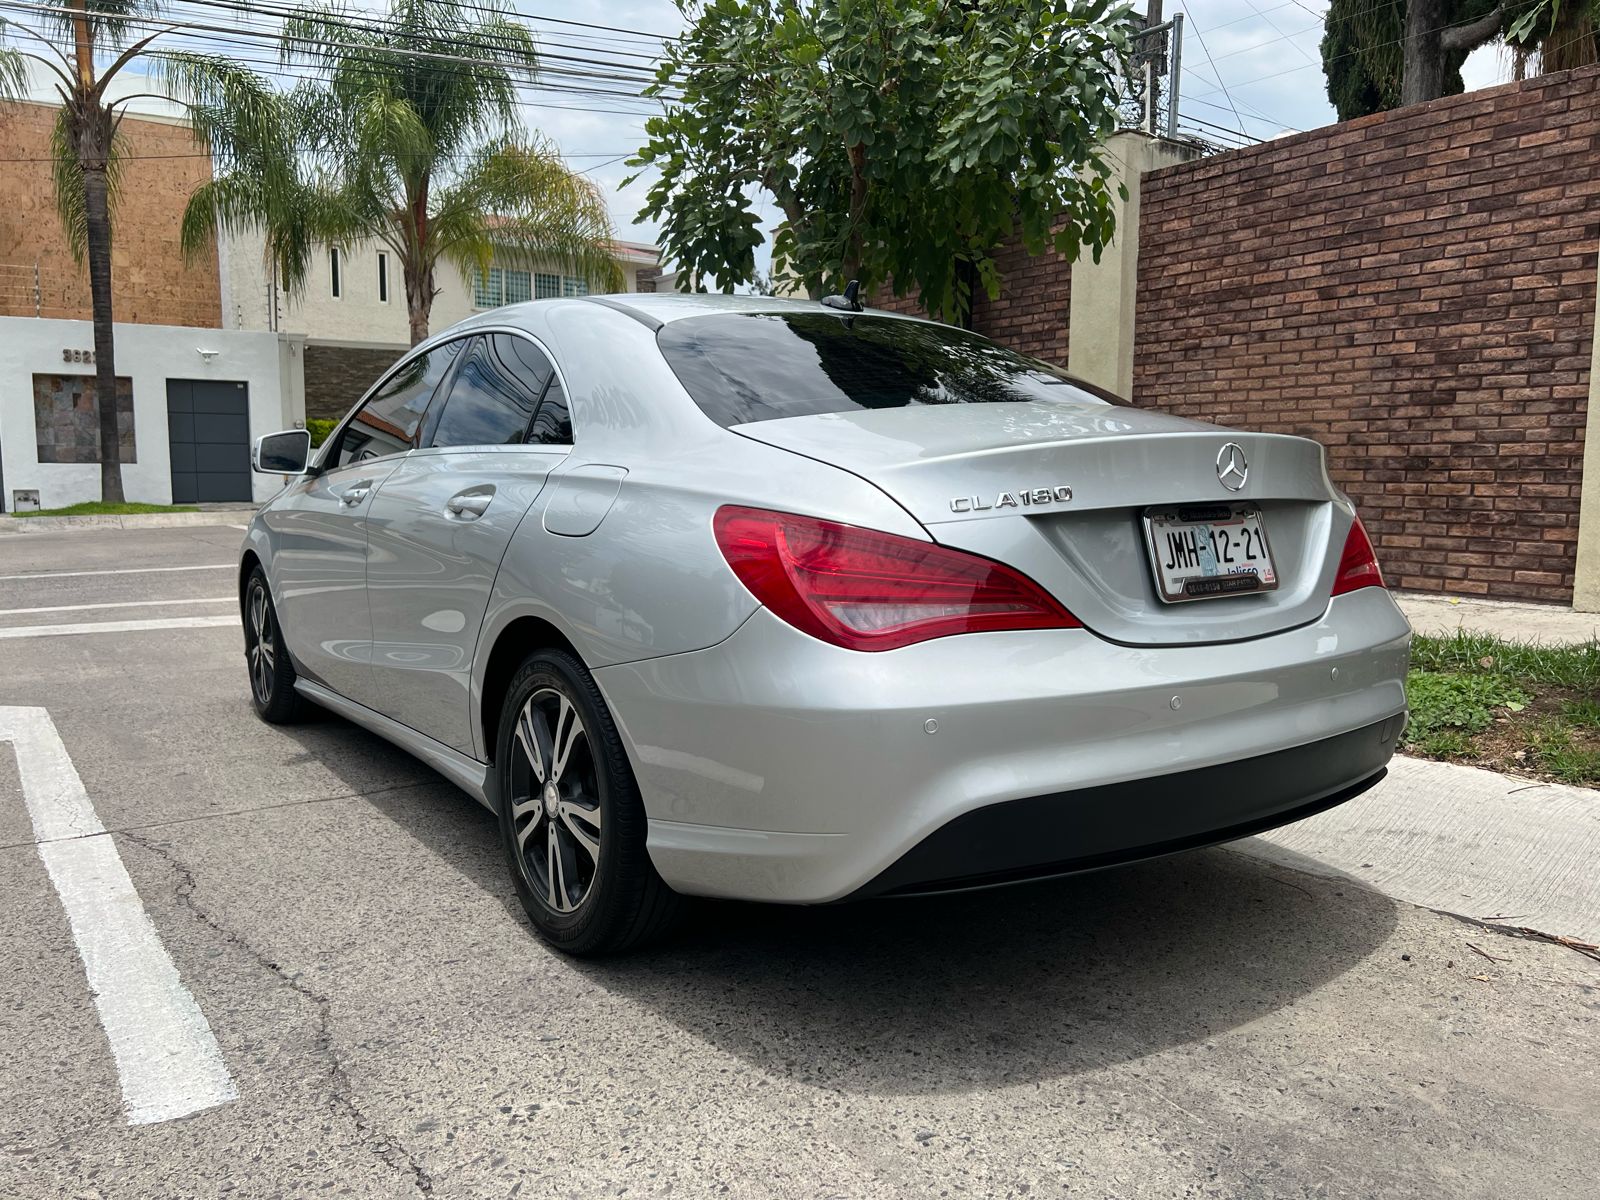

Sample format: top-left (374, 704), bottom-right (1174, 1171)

top-left (842, 141), bottom-right (869, 286)
top-left (1541, 2), bottom-right (1598, 71)
top-left (403, 181), bottom-right (433, 345)
top-left (404, 257), bottom-right (435, 346)
top-left (1401, 0), bottom-right (1447, 106)
top-left (1404, 1), bottom-right (1505, 106)
top-left (79, 108), bottom-right (125, 503)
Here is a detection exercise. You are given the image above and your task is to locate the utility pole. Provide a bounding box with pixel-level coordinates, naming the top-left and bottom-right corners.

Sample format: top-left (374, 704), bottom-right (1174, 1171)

top-left (1167, 13), bottom-right (1183, 139)
top-left (1144, 0), bottom-right (1162, 136)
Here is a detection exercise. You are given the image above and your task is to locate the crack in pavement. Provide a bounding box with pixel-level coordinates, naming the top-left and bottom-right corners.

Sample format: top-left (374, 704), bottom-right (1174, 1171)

top-left (118, 830), bottom-right (438, 1197)
top-left (0, 779), bottom-right (441, 854)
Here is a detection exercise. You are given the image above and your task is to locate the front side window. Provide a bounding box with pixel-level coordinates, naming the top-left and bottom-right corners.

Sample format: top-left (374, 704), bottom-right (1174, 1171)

top-left (328, 339), bottom-right (464, 466)
top-left (657, 313), bottom-right (1111, 428)
top-left (427, 334), bottom-right (555, 448)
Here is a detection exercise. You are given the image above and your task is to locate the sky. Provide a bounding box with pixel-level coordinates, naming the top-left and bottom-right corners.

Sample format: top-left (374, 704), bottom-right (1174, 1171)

top-left (16, 0), bottom-right (1525, 272)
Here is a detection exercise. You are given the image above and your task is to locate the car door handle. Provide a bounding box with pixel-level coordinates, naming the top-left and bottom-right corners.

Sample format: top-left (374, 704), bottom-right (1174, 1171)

top-left (445, 489), bottom-right (493, 519)
top-left (339, 482), bottom-right (373, 506)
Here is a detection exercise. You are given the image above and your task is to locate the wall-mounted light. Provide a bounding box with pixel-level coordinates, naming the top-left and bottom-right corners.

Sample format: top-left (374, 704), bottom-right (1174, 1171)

top-left (196, 348), bottom-right (219, 361)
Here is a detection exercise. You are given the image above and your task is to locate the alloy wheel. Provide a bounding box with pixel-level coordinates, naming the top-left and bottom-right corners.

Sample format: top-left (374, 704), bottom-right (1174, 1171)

top-left (507, 687), bottom-right (603, 913)
top-left (247, 582), bottom-right (276, 704)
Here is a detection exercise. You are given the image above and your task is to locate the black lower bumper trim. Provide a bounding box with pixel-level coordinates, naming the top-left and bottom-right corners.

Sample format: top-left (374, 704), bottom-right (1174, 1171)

top-left (853, 717), bottom-right (1401, 899)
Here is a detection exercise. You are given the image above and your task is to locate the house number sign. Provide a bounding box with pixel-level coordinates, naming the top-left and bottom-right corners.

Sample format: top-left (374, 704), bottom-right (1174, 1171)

top-left (62, 348), bottom-right (96, 364)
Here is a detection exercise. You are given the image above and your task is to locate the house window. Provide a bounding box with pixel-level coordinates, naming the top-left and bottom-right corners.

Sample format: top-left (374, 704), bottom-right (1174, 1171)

top-left (330, 247), bottom-right (343, 299)
top-left (504, 269), bottom-right (532, 304)
top-left (562, 276), bottom-right (590, 297)
top-left (377, 252), bottom-right (389, 303)
top-left (534, 273), bottom-right (560, 300)
top-left (474, 267), bottom-right (504, 309)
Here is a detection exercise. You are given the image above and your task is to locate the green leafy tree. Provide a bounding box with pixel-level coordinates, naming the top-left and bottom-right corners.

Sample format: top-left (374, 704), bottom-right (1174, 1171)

top-left (0, 3), bottom-right (275, 502)
top-left (1323, 0), bottom-right (1593, 119)
top-left (1321, 0), bottom-right (1409, 118)
top-left (630, 0), bottom-right (1136, 324)
top-left (188, 0), bottom-right (623, 345)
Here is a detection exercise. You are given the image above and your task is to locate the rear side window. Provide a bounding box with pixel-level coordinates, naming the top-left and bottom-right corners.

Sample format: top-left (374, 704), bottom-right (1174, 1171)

top-left (330, 339), bottom-right (463, 465)
top-left (656, 312), bottom-right (1110, 428)
top-left (427, 335), bottom-right (552, 448)
top-left (528, 377), bottom-right (571, 445)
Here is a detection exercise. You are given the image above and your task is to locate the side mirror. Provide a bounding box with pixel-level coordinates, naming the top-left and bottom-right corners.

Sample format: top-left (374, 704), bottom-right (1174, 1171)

top-left (253, 429), bottom-right (313, 474)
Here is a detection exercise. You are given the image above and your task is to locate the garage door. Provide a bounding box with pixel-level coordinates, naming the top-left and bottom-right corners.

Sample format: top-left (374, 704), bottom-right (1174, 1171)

top-left (168, 380), bottom-right (252, 503)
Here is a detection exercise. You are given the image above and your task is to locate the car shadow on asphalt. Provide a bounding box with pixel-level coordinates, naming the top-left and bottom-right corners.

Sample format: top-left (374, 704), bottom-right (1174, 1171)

top-left (292, 714), bottom-right (1400, 1096)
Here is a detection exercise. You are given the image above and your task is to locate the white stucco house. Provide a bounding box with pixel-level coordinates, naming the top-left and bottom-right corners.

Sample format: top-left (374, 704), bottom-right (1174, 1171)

top-left (217, 233), bottom-right (667, 421)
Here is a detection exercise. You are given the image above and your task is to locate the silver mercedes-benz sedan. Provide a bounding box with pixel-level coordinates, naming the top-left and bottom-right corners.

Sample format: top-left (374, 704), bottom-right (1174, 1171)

top-left (241, 293), bottom-right (1410, 954)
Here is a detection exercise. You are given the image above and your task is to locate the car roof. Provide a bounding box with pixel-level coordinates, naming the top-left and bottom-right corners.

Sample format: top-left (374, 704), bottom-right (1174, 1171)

top-left (579, 291), bottom-right (928, 327)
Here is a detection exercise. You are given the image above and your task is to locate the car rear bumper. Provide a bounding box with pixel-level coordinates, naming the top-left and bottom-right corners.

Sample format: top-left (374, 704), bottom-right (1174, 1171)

top-left (594, 587), bottom-right (1411, 904)
top-left (850, 721), bottom-right (1394, 899)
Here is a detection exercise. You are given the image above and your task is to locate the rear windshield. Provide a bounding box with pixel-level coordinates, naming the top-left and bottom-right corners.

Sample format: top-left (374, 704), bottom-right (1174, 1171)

top-left (656, 312), bottom-right (1113, 427)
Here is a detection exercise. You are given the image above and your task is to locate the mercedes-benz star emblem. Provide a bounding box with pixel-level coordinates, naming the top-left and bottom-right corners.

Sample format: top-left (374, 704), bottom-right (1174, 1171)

top-left (1216, 443), bottom-right (1249, 491)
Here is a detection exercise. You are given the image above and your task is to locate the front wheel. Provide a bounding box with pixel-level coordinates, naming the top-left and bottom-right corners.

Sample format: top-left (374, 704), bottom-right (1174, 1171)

top-left (495, 649), bottom-right (679, 955)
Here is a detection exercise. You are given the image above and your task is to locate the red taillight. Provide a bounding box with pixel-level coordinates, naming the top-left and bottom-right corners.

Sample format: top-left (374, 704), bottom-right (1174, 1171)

top-left (713, 505), bottom-right (1081, 651)
top-left (1331, 515), bottom-right (1385, 596)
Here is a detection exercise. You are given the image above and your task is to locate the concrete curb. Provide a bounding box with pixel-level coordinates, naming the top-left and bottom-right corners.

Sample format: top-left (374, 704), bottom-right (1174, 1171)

top-left (0, 511), bottom-right (255, 534)
top-left (1395, 592), bottom-right (1599, 645)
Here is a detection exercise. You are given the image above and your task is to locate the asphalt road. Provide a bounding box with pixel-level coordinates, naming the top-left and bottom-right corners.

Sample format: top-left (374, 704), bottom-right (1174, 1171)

top-left (1, 526), bottom-right (1596, 1199)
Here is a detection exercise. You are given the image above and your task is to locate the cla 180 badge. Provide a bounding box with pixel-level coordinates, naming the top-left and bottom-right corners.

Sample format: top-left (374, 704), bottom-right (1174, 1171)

top-left (949, 486), bottom-right (1073, 514)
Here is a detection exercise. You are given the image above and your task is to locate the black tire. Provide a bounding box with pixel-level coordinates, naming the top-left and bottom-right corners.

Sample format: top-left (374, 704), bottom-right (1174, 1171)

top-left (244, 567), bottom-right (307, 724)
top-left (495, 648), bottom-right (679, 955)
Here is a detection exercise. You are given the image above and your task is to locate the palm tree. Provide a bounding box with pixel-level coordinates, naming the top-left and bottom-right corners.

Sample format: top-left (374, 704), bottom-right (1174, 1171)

top-left (0, 4), bottom-right (276, 502)
top-left (188, 0), bottom-right (622, 346)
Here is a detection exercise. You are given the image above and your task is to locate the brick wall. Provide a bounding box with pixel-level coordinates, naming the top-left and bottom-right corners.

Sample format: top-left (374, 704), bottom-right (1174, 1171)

top-left (0, 101), bottom-right (222, 328)
top-left (872, 239), bottom-right (1073, 361)
top-left (1134, 67), bottom-right (1599, 604)
top-left (304, 344), bottom-right (405, 421)
top-left (972, 239), bottom-right (1073, 363)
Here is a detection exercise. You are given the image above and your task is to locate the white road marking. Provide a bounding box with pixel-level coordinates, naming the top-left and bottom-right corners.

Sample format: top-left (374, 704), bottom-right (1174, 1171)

top-left (228, 524), bottom-right (250, 531)
top-left (0, 597), bottom-right (234, 618)
top-left (0, 706), bottom-right (237, 1125)
top-left (0, 564), bottom-right (232, 582)
top-left (0, 616), bottom-right (239, 640)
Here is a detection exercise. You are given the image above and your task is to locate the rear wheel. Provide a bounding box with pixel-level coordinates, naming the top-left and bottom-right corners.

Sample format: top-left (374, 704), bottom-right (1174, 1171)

top-left (244, 567), bottom-right (306, 723)
top-left (495, 649), bottom-right (679, 955)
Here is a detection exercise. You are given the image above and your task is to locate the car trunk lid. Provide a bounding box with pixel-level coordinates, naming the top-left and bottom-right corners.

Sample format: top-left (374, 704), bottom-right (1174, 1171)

top-left (733, 401), bottom-right (1347, 646)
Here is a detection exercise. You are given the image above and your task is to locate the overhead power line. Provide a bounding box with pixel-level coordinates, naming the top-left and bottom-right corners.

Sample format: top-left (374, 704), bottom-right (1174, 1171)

top-left (1178, 6), bottom-right (1247, 133)
top-left (0, 0), bottom-right (687, 108)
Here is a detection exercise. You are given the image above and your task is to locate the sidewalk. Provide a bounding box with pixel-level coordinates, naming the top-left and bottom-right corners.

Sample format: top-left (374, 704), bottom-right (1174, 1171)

top-left (1395, 592), bottom-right (1598, 645)
top-left (1244, 754), bottom-right (1600, 943)
top-left (0, 503), bottom-right (256, 535)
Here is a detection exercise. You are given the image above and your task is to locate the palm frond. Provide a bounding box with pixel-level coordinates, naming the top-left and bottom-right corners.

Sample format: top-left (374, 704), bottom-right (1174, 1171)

top-left (283, 0), bottom-right (536, 158)
top-left (145, 49), bottom-right (280, 166)
top-left (434, 137), bottom-right (624, 292)
top-left (0, 42), bottom-right (26, 101)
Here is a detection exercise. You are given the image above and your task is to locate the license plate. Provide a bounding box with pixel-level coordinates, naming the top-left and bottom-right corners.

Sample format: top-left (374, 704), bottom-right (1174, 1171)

top-left (1142, 505), bottom-right (1278, 603)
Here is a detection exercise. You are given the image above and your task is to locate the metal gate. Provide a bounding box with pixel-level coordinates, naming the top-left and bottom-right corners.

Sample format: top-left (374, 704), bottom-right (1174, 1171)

top-left (167, 380), bottom-right (252, 503)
